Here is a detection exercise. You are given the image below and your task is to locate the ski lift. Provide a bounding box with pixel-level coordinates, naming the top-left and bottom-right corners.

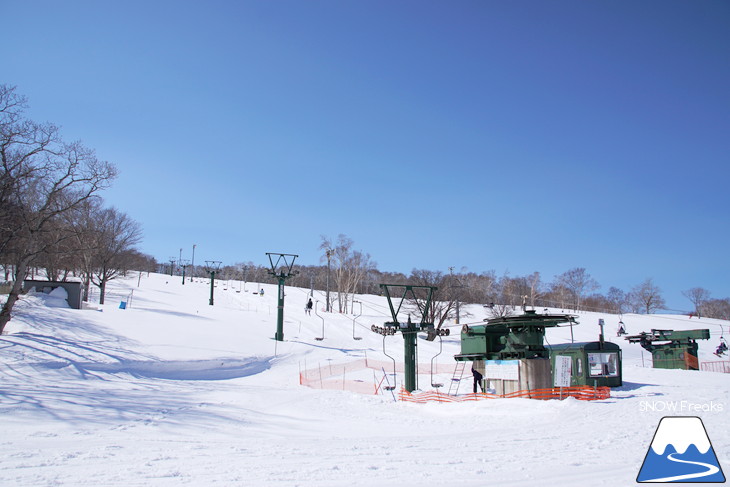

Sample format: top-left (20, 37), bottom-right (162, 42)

top-left (381, 335), bottom-right (397, 391)
top-left (430, 335), bottom-right (444, 389)
top-left (314, 300), bottom-right (325, 341)
top-left (715, 336), bottom-right (728, 357)
top-left (352, 300), bottom-right (362, 341)
top-left (617, 320), bottom-right (627, 337)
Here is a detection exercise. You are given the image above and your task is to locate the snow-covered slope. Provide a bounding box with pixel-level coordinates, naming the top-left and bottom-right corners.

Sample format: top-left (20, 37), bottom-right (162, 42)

top-left (1, 273), bottom-right (727, 486)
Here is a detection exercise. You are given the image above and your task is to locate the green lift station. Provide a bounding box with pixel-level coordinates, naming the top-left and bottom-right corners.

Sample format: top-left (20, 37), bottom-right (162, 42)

top-left (625, 328), bottom-right (710, 370)
top-left (455, 310), bottom-right (577, 395)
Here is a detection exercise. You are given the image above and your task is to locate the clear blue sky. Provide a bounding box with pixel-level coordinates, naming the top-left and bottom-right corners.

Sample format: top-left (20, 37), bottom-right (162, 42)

top-left (3, 0), bottom-right (729, 311)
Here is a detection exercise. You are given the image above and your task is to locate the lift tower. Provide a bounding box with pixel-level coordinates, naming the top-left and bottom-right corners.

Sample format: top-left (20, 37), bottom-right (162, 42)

top-left (370, 284), bottom-right (446, 392)
top-left (266, 253), bottom-right (299, 342)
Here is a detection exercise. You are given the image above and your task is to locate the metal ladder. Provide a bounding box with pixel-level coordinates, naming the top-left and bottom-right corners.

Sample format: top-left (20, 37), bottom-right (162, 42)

top-left (447, 361), bottom-right (466, 396)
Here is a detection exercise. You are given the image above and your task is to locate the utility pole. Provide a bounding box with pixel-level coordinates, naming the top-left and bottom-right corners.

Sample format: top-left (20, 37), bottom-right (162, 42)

top-left (325, 248), bottom-right (332, 312)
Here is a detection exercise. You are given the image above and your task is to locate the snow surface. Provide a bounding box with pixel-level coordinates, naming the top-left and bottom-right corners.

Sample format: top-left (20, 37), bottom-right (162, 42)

top-left (1, 273), bottom-right (728, 486)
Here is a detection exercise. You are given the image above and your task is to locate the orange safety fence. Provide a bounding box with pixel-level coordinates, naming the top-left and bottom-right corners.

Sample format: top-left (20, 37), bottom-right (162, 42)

top-left (398, 385), bottom-right (611, 403)
top-left (701, 361), bottom-right (730, 374)
top-left (299, 358), bottom-right (457, 395)
top-left (299, 359), bottom-right (610, 402)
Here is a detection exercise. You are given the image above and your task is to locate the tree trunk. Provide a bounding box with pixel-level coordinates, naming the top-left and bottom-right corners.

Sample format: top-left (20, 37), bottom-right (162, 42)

top-left (82, 276), bottom-right (90, 302)
top-left (0, 260), bottom-right (29, 334)
top-left (99, 280), bottom-right (107, 305)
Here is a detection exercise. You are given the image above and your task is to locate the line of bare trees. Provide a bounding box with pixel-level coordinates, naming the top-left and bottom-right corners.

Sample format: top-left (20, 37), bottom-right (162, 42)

top-left (0, 85), bottom-right (149, 333)
top-left (191, 253), bottom-right (729, 323)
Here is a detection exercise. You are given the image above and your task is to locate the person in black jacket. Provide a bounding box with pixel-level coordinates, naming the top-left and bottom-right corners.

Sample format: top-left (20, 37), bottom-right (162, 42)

top-left (471, 363), bottom-right (484, 393)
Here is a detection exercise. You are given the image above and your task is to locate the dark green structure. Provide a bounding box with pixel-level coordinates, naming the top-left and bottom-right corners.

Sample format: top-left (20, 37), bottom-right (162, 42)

top-left (548, 341), bottom-right (622, 387)
top-left (455, 310), bottom-right (577, 361)
top-left (266, 253), bottom-right (299, 342)
top-left (454, 311), bottom-right (577, 395)
top-left (625, 329), bottom-right (710, 370)
top-left (371, 284), bottom-right (446, 392)
top-left (204, 260), bottom-right (222, 306)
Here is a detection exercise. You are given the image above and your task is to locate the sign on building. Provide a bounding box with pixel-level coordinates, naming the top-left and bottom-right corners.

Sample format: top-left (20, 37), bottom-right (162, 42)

top-left (553, 355), bottom-right (572, 387)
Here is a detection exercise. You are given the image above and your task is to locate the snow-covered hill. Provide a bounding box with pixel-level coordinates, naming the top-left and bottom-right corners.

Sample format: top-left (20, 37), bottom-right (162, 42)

top-left (1, 273), bottom-right (728, 486)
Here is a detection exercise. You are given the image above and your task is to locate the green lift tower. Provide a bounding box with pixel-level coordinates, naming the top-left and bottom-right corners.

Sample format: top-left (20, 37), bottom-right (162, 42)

top-left (370, 284), bottom-right (446, 392)
top-left (266, 252), bottom-right (299, 342)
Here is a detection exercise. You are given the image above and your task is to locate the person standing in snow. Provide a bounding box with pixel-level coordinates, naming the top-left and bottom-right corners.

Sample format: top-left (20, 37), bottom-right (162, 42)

top-left (471, 363), bottom-right (484, 393)
top-left (306, 298), bottom-right (313, 315)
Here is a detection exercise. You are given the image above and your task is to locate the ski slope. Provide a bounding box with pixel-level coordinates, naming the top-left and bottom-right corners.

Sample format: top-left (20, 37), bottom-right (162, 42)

top-left (1, 272), bottom-right (728, 486)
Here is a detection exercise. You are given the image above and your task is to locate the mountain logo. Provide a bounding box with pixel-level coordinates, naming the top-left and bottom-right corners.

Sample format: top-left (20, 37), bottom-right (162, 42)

top-left (637, 416), bottom-right (726, 483)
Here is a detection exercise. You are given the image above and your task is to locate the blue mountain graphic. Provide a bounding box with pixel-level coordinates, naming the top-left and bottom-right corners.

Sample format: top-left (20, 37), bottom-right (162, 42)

top-left (638, 443), bottom-right (726, 483)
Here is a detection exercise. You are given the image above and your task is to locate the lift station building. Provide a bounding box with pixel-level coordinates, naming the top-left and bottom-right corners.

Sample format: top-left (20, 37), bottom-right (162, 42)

top-left (547, 341), bottom-right (622, 387)
top-left (455, 311), bottom-right (578, 395)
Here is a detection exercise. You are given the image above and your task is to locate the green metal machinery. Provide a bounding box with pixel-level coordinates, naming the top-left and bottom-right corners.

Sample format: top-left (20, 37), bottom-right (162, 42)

top-left (454, 310), bottom-right (577, 396)
top-left (625, 329), bottom-right (710, 370)
top-left (455, 310), bottom-right (577, 361)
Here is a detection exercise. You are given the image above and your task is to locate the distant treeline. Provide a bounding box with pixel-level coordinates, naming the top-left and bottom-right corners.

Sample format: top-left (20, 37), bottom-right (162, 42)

top-left (161, 234), bottom-right (730, 321)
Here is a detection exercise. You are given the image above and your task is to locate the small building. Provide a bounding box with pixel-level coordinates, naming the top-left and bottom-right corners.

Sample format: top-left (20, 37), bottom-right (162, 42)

top-left (548, 341), bottom-right (623, 387)
top-left (22, 280), bottom-right (82, 310)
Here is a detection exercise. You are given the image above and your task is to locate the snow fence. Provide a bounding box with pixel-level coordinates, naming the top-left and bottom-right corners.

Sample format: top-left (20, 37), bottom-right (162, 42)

top-left (300, 358), bottom-right (456, 395)
top-left (300, 358), bottom-right (611, 401)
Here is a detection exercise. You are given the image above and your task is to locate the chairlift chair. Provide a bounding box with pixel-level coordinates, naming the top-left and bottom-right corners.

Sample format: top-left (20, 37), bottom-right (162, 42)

top-left (715, 336), bottom-right (728, 357)
top-left (352, 301), bottom-right (363, 341)
top-left (314, 300), bottom-right (325, 341)
top-left (382, 335), bottom-right (397, 391)
top-left (430, 335), bottom-right (444, 389)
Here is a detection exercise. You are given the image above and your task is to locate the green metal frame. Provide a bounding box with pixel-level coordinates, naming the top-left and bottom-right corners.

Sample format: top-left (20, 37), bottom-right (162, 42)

top-left (372, 284), bottom-right (439, 392)
top-left (456, 310), bottom-right (577, 361)
top-left (204, 261), bottom-right (222, 306)
top-left (266, 253), bottom-right (299, 342)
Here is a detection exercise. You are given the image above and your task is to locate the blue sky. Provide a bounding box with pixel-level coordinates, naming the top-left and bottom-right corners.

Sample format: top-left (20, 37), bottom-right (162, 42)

top-left (3, 0), bottom-right (729, 311)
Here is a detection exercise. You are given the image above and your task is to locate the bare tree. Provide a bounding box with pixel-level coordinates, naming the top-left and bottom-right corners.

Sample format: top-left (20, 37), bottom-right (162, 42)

top-left (527, 271), bottom-right (542, 308)
top-left (606, 286), bottom-right (627, 314)
top-left (408, 268), bottom-right (458, 331)
top-left (0, 85), bottom-right (117, 332)
top-left (629, 278), bottom-right (666, 314)
top-left (89, 207), bottom-right (142, 304)
top-left (459, 270), bottom-right (496, 305)
top-left (682, 287), bottom-right (711, 318)
top-left (700, 298), bottom-right (730, 320)
top-left (555, 267), bottom-right (599, 311)
top-left (319, 234), bottom-right (375, 313)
